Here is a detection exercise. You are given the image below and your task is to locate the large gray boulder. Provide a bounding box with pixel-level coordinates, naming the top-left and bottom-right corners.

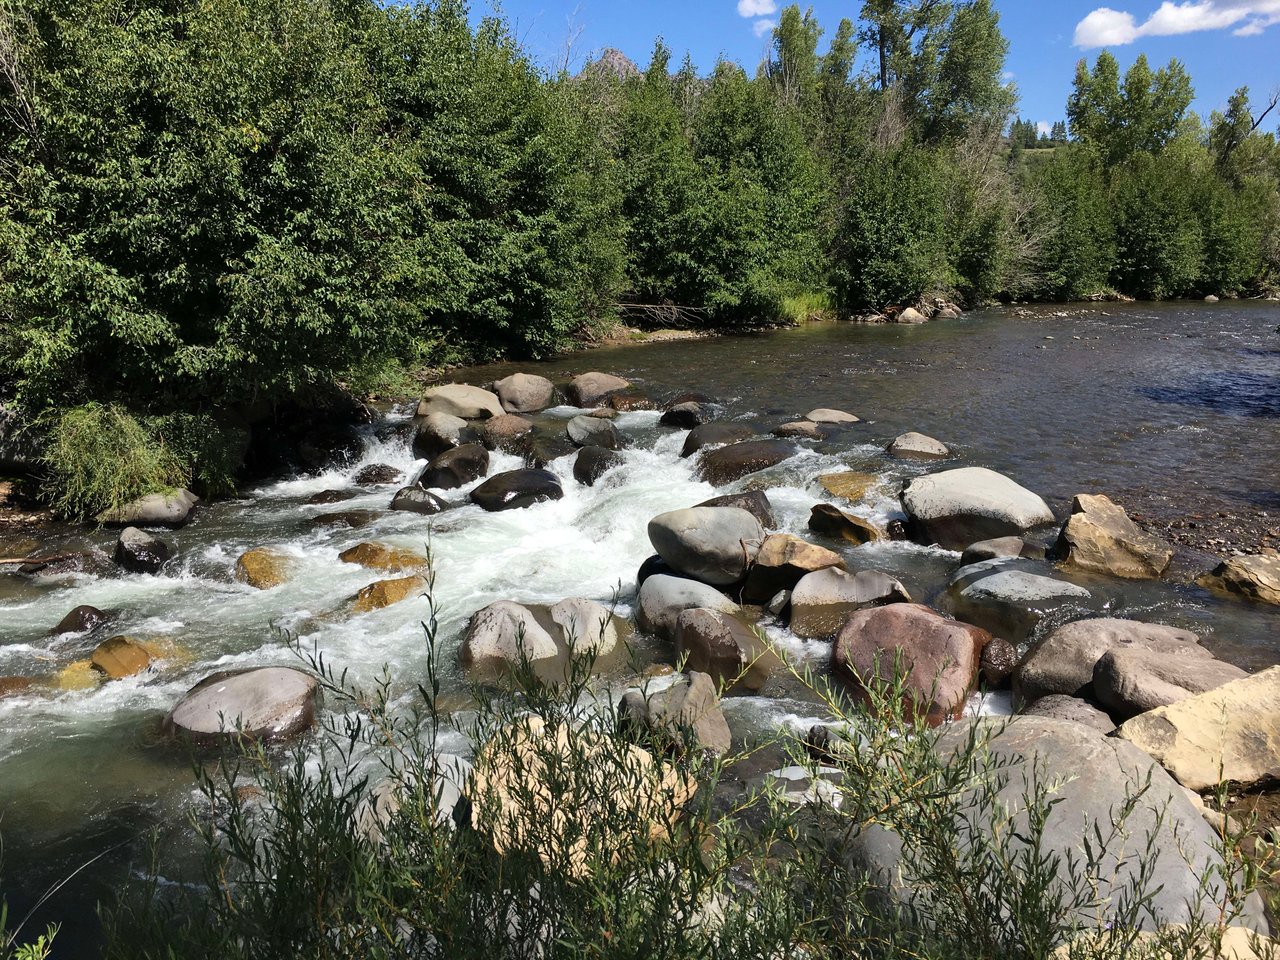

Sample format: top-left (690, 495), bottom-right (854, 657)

top-left (680, 422), bottom-right (754, 458)
top-left (959, 536), bottom-right (1046, 567)
top-left (674, 608), bottom-right (780, 692)
top-left (98, 489), bottom-right (199, 528)
top-left (1053, 493), bottom-right (1173, 580)
top-left (480, 414), bottom-right (535, 453)
top-left (1093, 645), bottom-right (1248, 721)
top-left (416, 384), bottom-right (503, 420)
top-left (696, 440), bottom-right (796, 486)
top-left (647, 507), bottom-right (764, 586)
top-left (619, 671), bottom-right (732, 756)
top-left (567, 415), bottom-right (621, 450)
top-left (790, 568), bottom-right (912, 640)
top-left (566, 372), bottom-right (630, 408)
top-left (1021, 694), bottom-right (1116, 734)
top-left (901, 467), bottom-right (1055, 549)
top-left (1013, 618), bottom-right (1203, 709)
top-left (636, 574), bottom-right (741, 642)
top-left (549, 597), bottom-right (620, 658)
top-left (471, 470), bottom-right (563, 512)
top-left (412, 412), bottom-right (470, 461)
top-left (164, 667), bottom-right (321, 746)
top-left (573, 446), bottom-right (623, 487)
top-left (948, 559), bottom-right (1093, 644)
top-left (494, 373), bottom-right (555, 414)
top-left (887, 432), bottom-right (950, 461)
top-left (840, 717), bottom-right (1269, 933)
top-left (696, 491), bottom-right (777, 529)
top-left (417, 443), bottom-right (489, 490)
top-left (113, 526), bottom-right (172, 575)
top-left (459, 601), bottom-right (559, 671)
top-left (832, 603), bottom-right (987, 724)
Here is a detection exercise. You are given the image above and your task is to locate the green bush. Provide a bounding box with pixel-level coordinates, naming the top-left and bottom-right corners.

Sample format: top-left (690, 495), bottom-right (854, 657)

top-left (44, 404), bottom-right (188, 520)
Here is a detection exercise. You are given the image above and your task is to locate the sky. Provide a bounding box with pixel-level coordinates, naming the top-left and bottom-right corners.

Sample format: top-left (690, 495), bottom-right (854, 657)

top-left (475, 1), bottom-right (1280, 132)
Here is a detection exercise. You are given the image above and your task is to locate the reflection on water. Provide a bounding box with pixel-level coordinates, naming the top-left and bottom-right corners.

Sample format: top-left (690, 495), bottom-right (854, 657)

top-left (1, 301), bottom-right (1279, 956)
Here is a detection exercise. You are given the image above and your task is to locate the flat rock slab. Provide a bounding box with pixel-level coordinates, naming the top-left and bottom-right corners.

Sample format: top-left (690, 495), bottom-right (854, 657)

top-left (806, 408), bottom-right (860, 424)
top-left (901, 467), bottom-right (1055, 549)
top-left (91, 635), bottom-right (152, 679)
top-left (1054, 493), bottom-right (1173, 579)
top-left (1116, 667), bottom-right (1280, 791)
top-left (696, 440), bottom-right (795, 486)
top-left (165, 667), bottom-right (321, 746)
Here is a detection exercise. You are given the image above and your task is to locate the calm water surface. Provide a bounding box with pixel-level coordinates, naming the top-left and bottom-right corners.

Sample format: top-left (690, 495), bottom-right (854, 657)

top-left (1, 302), bottom-right (1277, 955)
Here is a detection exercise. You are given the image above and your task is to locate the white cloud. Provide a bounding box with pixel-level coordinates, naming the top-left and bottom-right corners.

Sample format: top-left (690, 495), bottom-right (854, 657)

top-left (737, 0), bottom-right (777, 17)
top-left (1074, 1), bottom-right (1280, 47)
top-left (1037, 121), bottom-right (1053, 136)
top-left (752, 17), bottom-right (776, 37)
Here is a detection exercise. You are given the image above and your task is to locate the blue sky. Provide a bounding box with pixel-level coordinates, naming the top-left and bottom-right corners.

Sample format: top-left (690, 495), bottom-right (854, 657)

top-left (477, 1), bottom-right (1280, 132)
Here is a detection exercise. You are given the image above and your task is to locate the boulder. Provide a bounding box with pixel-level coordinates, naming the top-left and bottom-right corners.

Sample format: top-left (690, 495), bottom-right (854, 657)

top-left (647, 507), bottom-right (764, 586)
top-left (742, 534), bottom-right (844, 604)
top-left (412, 412), bottom-right (469, 460)
top-left (791, 569), bottom-right (912, 640)
top-left (841, 718), bottom-right (1269, 932)
top-left (389, 487), bottom-right (448, 515)
top-left (515, 432), bottom-right (577, 469)
top-left (49, 605), bottom-right (112, 635)
top-left (674, 608), bottom-right (779, 692)
top-left (235, 548), bottom-right (292, 589)
top-left (680, 422), bottom-right (754, 458)
top-left (608, 392), bottom-right (655, 412)
top-left (573, 446), bottom-right (623, 486)
top-left (471, 470), bottom-right (564, 512)
top-left (772, 421), bottom-right (826, 440)
top-left (1199, 553), bottom-right (1280, 606)
top-left (660, 402), bottom-right (713, 429)
top-left (901, 467), bottom-right (1056, 549)
top-left (56, 660), bottom-right (101, 691)
top-left (98, 489), bottom-right (199, 528)
top-left (550, 598), bottom-right (620, 658)
top-left (636, 574), bottom-right (742, 642)
top-left (352, 575), bottom-right (427, 613)
top-left (806, 408), bottom-right (860, 424)
top-left (636, 554), bottom-right (677, 588)
top-left (460, 601), bottom-right (559, 670)
top-left (887, 432), bottom-right (950, 461)
top-left (338, 542), bottom-right (428, 574)
top-left (808, 503), bottom-right (883, 544)
top-left (480, 414), bottom-right (534, 452)
top-left (959, 536), bottom-right (1046, 566)
top-left (417, 443), bottom-right (489, 491)
top-left (0, 677), bottom-right (36, 699)
top-left (818, 471), bottom-right (878, 503)
top-left (164, 667), bottom-right (321, 746)
top-left (1053, 493), bottom-right (1173, 579)
top-left (566, 415), bottom-right (621, 450)
top-left (1116, 668), bottom-right (1280, 791)
top-left (356, 756), bottom-right (473, 842)
top-left (832, 603), bottom-right (987, 724)
top-left (90, 635), bottom-right (152, 679)
top-left (469, 716), bottom-right (692, 877)
top-left (1093, 646), bottom-right (1247, 721)
top-left (113, 527), bottom-right (172, 575)
top-left (1021, 694), bottom-right (1115, 734)
top-left (494, 373), bottom-right (555, 414)
top-left (979, 637), bottom-right (1018, 689)
top-left (895, 307), bottom-right (927, 324)
top-left (696, 440), bottom-right (795, 486)
top-left (696, 491), bottom-right (777, 530)
top-left (353, 463), bottom-right (402, 486)
top-left (306, 489), bottom-right (355, 506)
top-left (619, 671), bottom-right (732, 755)
top-left (416, 384), bottom-right (503, 420)
top-left (309, 509), bottom-right (379, 530)
top-left (1013, 618), bottom-right (1203, 708)
top-left (566, 372), bottom-right (630, 408)
top-left (948, 560), bottom-right (1093, 643)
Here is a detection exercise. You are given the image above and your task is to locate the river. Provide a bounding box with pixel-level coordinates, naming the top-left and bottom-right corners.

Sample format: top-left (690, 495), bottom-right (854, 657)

top-left (1, 301), bottom-right (1278, 955)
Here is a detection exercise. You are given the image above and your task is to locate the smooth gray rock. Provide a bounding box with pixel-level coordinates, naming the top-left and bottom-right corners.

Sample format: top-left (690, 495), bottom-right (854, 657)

top-left (960, 536), bottom-right (1046, 566)
top-left (949, 559), bottom-right (1093, 644)
top-left (887, 432), bottom-right (950, 460)
top-left (790, 568), bottom-right (913, 639)
top-left (573, 446), bottom-right (623, 486)
top-left (417, 443), bottom-right (489, 490)
top-left (696, 491), bottom-right (777, 529)
top-left (412, 412), bottom-right (469, 460)
top-left (696, 440), bottom-right (795, 486)
top-left (98, 489), bottom-right (199, 528)
top-left (549, 597), bottom-right (619, 657)
top-left (805, 408), bottom-right (860, 424)
top-left (839, 717), bottom-right (1269, 933)
top-left (416, 384), bottom-right (503, 420)
top-left (566, 372), bottom-right (630, 408)
top-left (636, 574), bottom-right (741, 641)
top-left (674, 607), bottom-right (779, 692)
top-left (494, 373), bottom-right (555, 414)
top-left (567, 415), bottom-right (621, 450)
top-left (647, 507), bottom-right (764, 586)
top-left (164, 667), bottom-right (321, 746)
top-left (680, 422), bottom-right (754, 458)
top-left (619, 671), bottom-right (731, 755)
top-left (113, 527), bottom-right (172, 575)
top-left (1092, 646), bottom-right (1247, 721)
top-left (1013, 618), bottom-right (1203, 708)
top-left (1021, 694), bottom-right (1116, 734)
top-left (901, 467), bottom-right (1055, 549)
top-left (471, 470), bottom-right (563, 512)
top-left (460, 601), bottom-right (559, 669)
top-left (389, 487), bottom-right (448, 515)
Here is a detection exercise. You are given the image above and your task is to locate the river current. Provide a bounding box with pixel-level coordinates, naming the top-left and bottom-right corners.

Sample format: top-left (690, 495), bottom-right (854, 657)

top-left (1, 301), bottom-right (1278, 953)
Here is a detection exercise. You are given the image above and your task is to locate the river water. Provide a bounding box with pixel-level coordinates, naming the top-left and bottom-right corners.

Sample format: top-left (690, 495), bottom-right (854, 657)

top-left (1, 302), bottom-right (1278, 954)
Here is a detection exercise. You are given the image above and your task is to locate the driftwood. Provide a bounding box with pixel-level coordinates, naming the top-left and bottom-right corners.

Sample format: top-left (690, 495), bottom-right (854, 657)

top-left (0, 553), bottom-right (85, 567)
top-left (617, 301), bottom-right (710, 329)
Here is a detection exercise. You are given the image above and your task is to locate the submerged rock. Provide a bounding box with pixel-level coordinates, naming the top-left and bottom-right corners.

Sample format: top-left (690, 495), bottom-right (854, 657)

top-left (901, 467), bottom-right (1055, 549)
top-left (1053, 493), bottom-right (1173, 579)
top-left (165, 667), bottom-right (321, 746)
top-left (647, 507), bottom-right (764, 586)
top-left (338, 542), bottom-right (428, 574)
top-left (818, 471), bottom-right (878, 503)
top-left (566, 372), bottom-right (630, 408)
top-left (90, 635), bottom-right (152, 680)
top-left (772, 421), bottom-right (826, 440)
top-left (417, 443), bottom-right (489, 491)
top-left (471, 470), bottom-right (563, 511)
top-left (352, 575), bottom-right (427, 613)
top-left (680, 422), bottom-right (754, 458)
top-left (305, 489), bottom-right (355, 506)
top-left (791, 569), bottom-right (912, 640)
top-left (696, 440), bottom-right (795, 486)
top-left (636, 574), bottom-right (742, 642)
top-left (660, 402), bottom-right (713, 429)
top-left (389, 486), bottom-right (448, 515)
top-left (1198, 553), bottom-right (1280, 606)
top-left (113, 527), bottom-right (172, 575)
top-left (309, 510), bottom-right (379, 530)
top-left (235, 548), bottom-right (292, 589)
top-left (98, 489), bottom-right (199, 529)
top-left (494, 373), bottom-right (555, 414)
top-left (832, 603), bottom-right (988, 724)
top-left (416, 384), bottom-right (503, 420)
top-left (353, 463), bottom-right (402, 486)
